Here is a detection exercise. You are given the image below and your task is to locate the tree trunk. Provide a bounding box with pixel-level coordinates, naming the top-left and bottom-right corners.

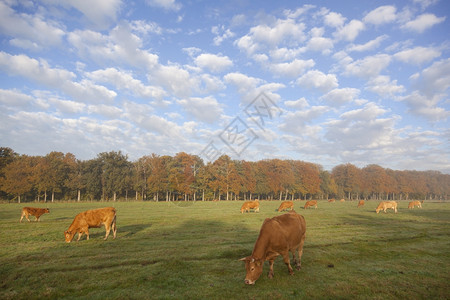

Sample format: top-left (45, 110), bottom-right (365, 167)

top-left (77, 189), bottom-right (81, 202)
top-left (52, 191), bottom-right (55, 203)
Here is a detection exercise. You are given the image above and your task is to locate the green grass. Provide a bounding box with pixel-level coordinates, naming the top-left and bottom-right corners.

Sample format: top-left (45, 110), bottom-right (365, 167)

top-left (0, 200), bottom-right (449, 299)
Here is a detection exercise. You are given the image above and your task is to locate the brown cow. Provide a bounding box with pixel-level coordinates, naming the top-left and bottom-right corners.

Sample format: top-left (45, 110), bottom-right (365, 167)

top-left (277, 201), bottom-right (294, 212)
top-left (240, 211), bottom-right (306, 285)
top-left (303, 200), bottom-right (317, 209)
top-left (375, 201), bottom-right (398, 214)
top-left (340, 199), bottom-right (345, 202)
top-left (328, 199), bottom-right (335, 203)
top-left (357, 200), bottom-right (365, 207)
top-left (20, 207), bottom-right (50, 222)
top-left (64, 207), bottom-right (117, 243)
top-left (408, 200), bottom-right (422, 209)
top-left (240, 200), bottom-right (260, 213)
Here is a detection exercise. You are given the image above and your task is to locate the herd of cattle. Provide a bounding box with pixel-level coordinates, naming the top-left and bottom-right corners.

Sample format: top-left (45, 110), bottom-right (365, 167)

top-left (19, 198), bottom-right (425, 285)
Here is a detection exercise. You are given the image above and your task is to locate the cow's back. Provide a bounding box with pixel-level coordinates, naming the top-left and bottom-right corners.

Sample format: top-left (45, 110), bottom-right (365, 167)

top-left (74, 207), bottom-right (116, 227)
top-left (262, 212), bottom-right (306, 247)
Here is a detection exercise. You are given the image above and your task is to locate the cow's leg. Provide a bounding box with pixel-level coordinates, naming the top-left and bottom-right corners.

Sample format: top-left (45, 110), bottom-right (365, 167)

top-left (35, 216), bottom-right (40, 222)
top-left (268, 259), bottom-right (275, 279)
top-left (76, 231), bottom-right (83, 242)
top-left (104, 223), bottom-right (111, 240)
top-left (20, 213), bottom-right (24, 223)
top-left (112, 216), bottom-right (117, 239)
top-left (281, 252), bottom-right (294, 275)
top-left (25, 213), bottom-right (31, 222)
top-left (296, 233), bottom-right (306, 270)
top-left (85, 229), bottom-right (90, 240)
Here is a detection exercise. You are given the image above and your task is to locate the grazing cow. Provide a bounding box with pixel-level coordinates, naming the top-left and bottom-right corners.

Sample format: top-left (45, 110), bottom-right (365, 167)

top-left (328, 199), bottom-right (335, 203)
top-left (375, 201), bottom-right (398, 214)
top-left (240, 211), bottom-right (306, 285)
top-left (340, 199), bottom-right (345, 202)
top-left (303, 200), bottom-right (317, 209)
top-left (64, 207), bottom-right (117, 243)
top-left (408, 200), bottom-right (422, 209)
top-left (240, 200), bottom-right (260, 213)
top-left (20, 207), bottom-right (50, 222)
top-left (357, 200), bottom-right (365, 207)
top-left (277, 201), bottom-right (294, 212)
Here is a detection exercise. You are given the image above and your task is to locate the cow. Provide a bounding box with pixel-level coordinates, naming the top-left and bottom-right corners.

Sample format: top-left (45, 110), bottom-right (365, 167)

top-left (239, 211), bottom-right (306, 285)
top-left (408, 200), bottom-right (422, 209)
top-left (303, 200), bottom-right (317, 209)
top-left (357, 200), bottom-right (365, 207)
top-left (277, 201), bottom-right (294, 212)
top-left (328, 199), bottom-right (335, 203)
top-left (20, 207), bottom-right (50, 223)
top-left (340, 199), bottom-right (345, 202)
top-left (375, 201), bottom-right (398, 214)
top-left (64, 207), bottom-right (117, 243)
top-left (240, 200), bottom-right (260, 213)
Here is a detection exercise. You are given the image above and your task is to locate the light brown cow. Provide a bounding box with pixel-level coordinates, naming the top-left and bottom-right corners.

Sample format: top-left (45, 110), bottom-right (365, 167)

top-left (240, 200), bottom-right (260, 213)
top-left (20, 207), bottom-right (50, 222)
top-left (340, 199), bottom-right (345, 202)
top-left (375, 201), bottom-right (398, 214)
top-left (64, 207), bottom-right (117, 243)
top-left (240, 211), bottom-right (306, 285)
top-left (408, 200), bottom-right (422, 209)
top-left (303, 200), bottom-right (317, 209)
top-left (277, 201), bottom-right (294, 212)
top-left (328, 199), bottom-right (335, 203)
top-left (357, 200), bottom-right (365, 207)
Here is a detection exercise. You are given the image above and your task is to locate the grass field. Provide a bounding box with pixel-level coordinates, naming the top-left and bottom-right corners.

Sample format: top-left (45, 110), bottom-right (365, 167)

top-left (0, 200), bottom-right (449, 299)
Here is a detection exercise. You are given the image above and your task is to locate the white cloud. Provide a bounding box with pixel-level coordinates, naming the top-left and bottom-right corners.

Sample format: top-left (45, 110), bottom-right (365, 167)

top-left (400, 91), bottom-right (449, 121)
top-left (394, 46), bottom-right (441, 65)
top-left (363, 5), bottom-right (397, 25)
top-left (0, 1), bottom-right (65, 49)
top-left (347, 35), bottom-right (387, 52)
top-left (334, 20), bottom-right (365, 42)
top-left (284, 97), bottom-right (309, 109)
top-left (212, 26), bottom-right (235, 46)
top-left (321, 88), bottom-right (360, 106)
top-left (67, 0), bottom-right (122, 29)
top-left (279, 105), bottom-right (330, 133)
top-left (269, 59), bottom-right (315, 78)
top-left (307, 36), bottom-right (334, 54)
top-left (146, 0), bottom-right (181, 11)
top-left (366, 76), bottom-right (405, 97)
top-left (194, 53), bottom-right (233, 73)
top-left (324, 12), bottom-right (346, 27)
top-left (297, 70), bottom-right (338, 92)
top-left (343, 54), bottom-right (391, 78)
top-left (401, 13), bottom-right (446, 33)
top-left (178, 96), bottom-right (223, 124)
top-left (224, 72), bottom-right (263, 95)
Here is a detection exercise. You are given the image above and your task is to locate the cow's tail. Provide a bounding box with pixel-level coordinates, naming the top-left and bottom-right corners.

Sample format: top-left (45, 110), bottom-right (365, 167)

top-left (112, 210), bottom-right (117, 238)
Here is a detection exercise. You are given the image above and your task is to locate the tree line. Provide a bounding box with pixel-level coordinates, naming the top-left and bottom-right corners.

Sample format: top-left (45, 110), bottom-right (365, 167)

top-left (0, 147), bottom-right (448, 203)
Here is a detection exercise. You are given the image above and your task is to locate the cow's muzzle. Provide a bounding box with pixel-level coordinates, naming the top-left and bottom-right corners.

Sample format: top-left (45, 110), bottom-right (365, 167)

top-left (244, 279), bottom-right (255, 285)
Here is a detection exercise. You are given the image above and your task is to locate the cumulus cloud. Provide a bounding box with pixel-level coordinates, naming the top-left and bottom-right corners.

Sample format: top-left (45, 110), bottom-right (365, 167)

top-left (347, 35), bottom-right (387, 52)
top-left (279, 105), bottom-right (330, 133)
top-left (363, 5), bottom-right (397, 25)
top-left (394, 46), bottom-right (441, 65)
top-left (333, 20), bottom-right (365, 42)
top-left (194, 53), bottom-right (233, 73)
top-left (343, 54), bottom-right (391, 79)
top-left (269, 59), bottom-right (315, 78)
top-left (321, 88), bottom-right (360, 106)
top-left (324, 12), bottom-right (346, 28)
top-left (366, 76), bottom-right (405, 97)
top-left (67, 0), bottom-right (122, 29)
top-left (146, 0), bottom-right (181, 11)
top-left (297, 70), bottom-right (338, 92)
top-left (401, 13), bottom-right (446, 33)
top-left (178, 96), bottom-right (223, 124)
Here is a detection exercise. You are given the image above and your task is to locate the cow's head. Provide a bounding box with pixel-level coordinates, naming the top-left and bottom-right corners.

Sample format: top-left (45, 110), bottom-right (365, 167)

top-left (45, 208), bottom-right (50, 213)
top-left (239, 256), bottom-right (264, 285)
top-left (375, 208), bottom-right (381, 214)
top-left (64, 230), bottom-right (75, 243)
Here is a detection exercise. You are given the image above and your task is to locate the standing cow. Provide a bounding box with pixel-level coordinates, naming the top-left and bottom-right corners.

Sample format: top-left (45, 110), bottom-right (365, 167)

top-left (375, 201), bottom-right (398, 214)
top-left (277, 201), bottom-right (294, 212)
top-left (240, 211), bottom-right (306, 285)
top-left (20, 207), bottom-right (50, 222)
top-left (357, 200), bottom-right (365, 207)
top-left (408, 201), bottom-right (422, 209)
top-left (240, 200), bottom-right (260, 213)
top-left (303, 200), bottom-right (317, 209)
top-left (64, 207), bottom-right (117, 243)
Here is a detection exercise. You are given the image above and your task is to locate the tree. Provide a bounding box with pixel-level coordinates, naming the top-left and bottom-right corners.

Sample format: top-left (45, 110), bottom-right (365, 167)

top-left (332, 163), bottom-right (362, 200)
top-left (0, 155), bottom-right (36, 203)
top-left (98, 151), bottom-right (132, 201)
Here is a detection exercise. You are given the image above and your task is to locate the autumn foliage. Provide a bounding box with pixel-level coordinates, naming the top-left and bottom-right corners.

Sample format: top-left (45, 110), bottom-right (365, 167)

top-left (0, 147), bottom-right (448, 203)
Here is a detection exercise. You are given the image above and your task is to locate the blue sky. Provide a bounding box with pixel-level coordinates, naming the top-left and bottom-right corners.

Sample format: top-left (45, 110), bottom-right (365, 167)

top-left (0, 0), bottom-right (449, 173)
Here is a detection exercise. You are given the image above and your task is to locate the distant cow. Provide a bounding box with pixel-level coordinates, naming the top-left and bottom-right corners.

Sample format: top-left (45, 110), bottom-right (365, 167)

top-left (328, 199), bottom-right (335, 203)
top-left (64, 207), bottom-right (117, 243)
top-left (357, 200), bottom-right (365, 207)
top-left (340, 199), bottom-right (345, 202)
top-left (408, 200), bottom-right (422, 209)
top-left (303, 200), bottom-right (317, 209)
top-left (277, 201), bottom-right (294, 212)
top-left (375, 201), bottom-right (398, 214)
top-left (20, 207), bottom-right (50, 222)
top-left (240, 211), bottom-right (306, 285)
top-left (241, 200), bottom-right (260, 213)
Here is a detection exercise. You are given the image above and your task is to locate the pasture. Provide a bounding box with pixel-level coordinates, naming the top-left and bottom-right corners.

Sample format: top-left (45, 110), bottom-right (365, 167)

top-left (0, 200), bottom-right (449, 299)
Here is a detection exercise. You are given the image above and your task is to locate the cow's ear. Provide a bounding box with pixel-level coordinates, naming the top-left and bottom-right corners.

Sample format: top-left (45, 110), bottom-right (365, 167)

top-left (239, 256), bottom-right (249, 262)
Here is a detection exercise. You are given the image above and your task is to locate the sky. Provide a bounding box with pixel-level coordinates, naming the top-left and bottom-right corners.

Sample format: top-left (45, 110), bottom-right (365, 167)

top-left (0, 0), bottom-right (449, 173)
